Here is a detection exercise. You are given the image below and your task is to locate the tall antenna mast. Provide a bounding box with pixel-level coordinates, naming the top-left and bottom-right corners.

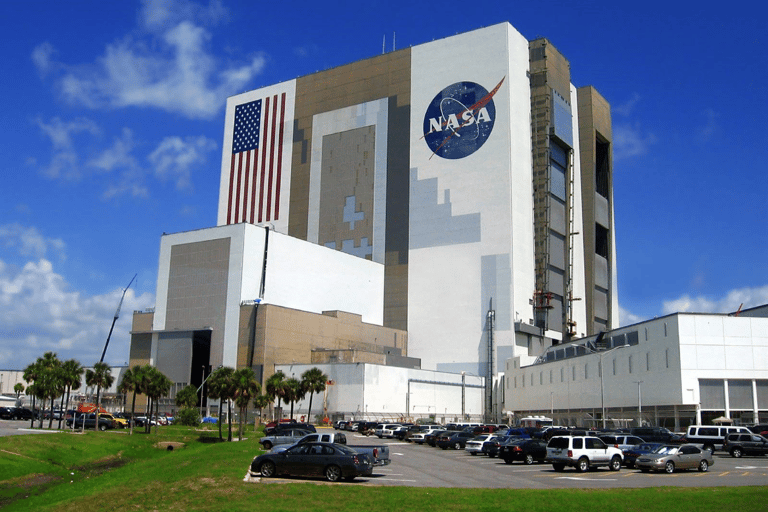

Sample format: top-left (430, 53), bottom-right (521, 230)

top-left (382, 35), bottom-right (386, 54)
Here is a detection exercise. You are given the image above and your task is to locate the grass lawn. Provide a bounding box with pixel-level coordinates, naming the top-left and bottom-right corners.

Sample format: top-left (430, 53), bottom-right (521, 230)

top-left (1, 424), bottom-right (767, 511)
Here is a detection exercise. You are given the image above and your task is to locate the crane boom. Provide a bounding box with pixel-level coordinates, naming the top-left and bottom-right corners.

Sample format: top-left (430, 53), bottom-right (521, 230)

top-left (99, 274), bottom-right (137, 363)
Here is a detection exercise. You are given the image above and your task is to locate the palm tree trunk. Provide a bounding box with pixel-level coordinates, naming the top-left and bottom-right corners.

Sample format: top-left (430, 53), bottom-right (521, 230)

top-left (57, 393), bottom-right (66, 430)
top-left (227, 400), bottom-right (232, 442)
top-left (38, 397), bottom-right (45, 429)
top-left (29, 396), bottom-right (36, 429)
top-left (95, 385), bottom-right (102, 432)
top-left (218, 397), bottom-right (223, 440)
top-left (307, 393), bottom-right (314, 424)
top-left (64, 387), bottom-right (72, 430)
top-left (129, 390), bottom-right (137, 435)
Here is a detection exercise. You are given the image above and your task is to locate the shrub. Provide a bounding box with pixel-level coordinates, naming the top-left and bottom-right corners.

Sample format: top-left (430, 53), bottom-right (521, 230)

top-left (176, 407), bottom-right (201, 426)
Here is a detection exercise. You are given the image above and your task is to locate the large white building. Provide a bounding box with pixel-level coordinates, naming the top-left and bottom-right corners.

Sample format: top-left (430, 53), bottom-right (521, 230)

top-left (504, 306), bottom-right (768, 429)
top-left (129, 22), bottom-right (622, 421)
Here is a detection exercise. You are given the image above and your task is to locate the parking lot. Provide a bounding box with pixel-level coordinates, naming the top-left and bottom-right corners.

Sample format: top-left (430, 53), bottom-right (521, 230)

top-left (255, 428), bottom-right (768, 489)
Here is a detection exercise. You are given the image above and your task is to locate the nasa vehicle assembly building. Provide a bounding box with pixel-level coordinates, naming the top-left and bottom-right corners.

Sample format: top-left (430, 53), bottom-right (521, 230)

top-left (130, 22), bottom-right (618, 421)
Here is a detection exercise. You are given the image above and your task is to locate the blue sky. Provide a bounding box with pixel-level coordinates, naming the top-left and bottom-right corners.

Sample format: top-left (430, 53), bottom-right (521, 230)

top-left (1, 0), bottom-right (766, 370)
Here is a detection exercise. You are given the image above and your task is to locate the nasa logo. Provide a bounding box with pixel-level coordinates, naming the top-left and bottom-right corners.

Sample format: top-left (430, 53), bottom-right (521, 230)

top-left (422, 77), bottom-right (505, 160)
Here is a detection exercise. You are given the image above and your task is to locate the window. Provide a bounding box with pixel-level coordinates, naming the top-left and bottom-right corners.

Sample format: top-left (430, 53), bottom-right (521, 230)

top-left (585, 363), bottom-right (589, 379)
top-left (612, 358), bottom-right (616, 375)
top-left (665, 349), bottom-right (670, 369)
top-left (550, 370), bottom-right (553, 384)
top-left (646, 352), bottom-right (650, 372)
top-left (595, 224), bottom-right (609, 258)
top-left (629, 355), bottom-right (633, 374)
top-left (572, 366), bottom-right (576, 381)
top-left (560, 368), bottom-right (564, 382)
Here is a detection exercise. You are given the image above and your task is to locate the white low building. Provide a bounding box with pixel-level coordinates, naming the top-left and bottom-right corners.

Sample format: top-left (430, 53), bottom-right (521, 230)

top-left (503, 306), bottom-right (768, 430)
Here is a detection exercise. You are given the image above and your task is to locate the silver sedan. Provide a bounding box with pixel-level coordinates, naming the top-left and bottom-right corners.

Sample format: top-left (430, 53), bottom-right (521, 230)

top-left (635, 444), bottom-right (714, 474)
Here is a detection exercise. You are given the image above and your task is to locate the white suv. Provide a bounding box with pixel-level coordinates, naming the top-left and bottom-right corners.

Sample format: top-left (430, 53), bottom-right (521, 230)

top-left (546, 436), bottom-right (623, 472)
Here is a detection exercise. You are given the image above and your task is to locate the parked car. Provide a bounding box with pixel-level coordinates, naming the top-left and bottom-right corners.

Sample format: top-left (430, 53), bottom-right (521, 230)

top-left (425, 429), bottom-right (448, 447)
top-left (685, 425), bottom-right (751, 453)
top-left (500, 438), bottom-right (548, 465)
top-left (68, 413), bottom-right (117, 431)
top-left (270, 432), bottom-right (391, 466)
top-left (747, 424), bottom-right (768, 436)
top-left (264, 422), bottom-right (316, 436)
top-left (9, 407), bottom-right (37, 421)
top-left (411, 428), bottom-right (442, 445)
top-left (0, 407), bottom-right (15, 419)
top-left (629, 427), bottom-right (685, 445)
top-left (259, 428), bottom-right (313, 450)
top-left (464, 434), bottom-right (500, 455)
top-left (635, 444), bottom-right (713, 473)
top-left (483, 435), bottom-right (512, 457)
top-left (437, 430), bottom-right (476, 450)
top-left (393, 424), bottom-right (421, 441)
top-left (722, 433), bottom-right (768, 458)
top-left (546, 435), bottom-right (623, 472)
top-left (249, 442), bottom-right (373, 482)
top-left (598, 434), bottom-right (646, 451)
top-left (373, 424), bottom-right (401, 439)
top-left (621, 442), bottom-right (664, 468)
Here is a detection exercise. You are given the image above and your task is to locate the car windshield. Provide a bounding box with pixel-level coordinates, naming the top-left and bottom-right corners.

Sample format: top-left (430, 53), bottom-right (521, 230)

top-left (654, 446), bottom-right (679, 455)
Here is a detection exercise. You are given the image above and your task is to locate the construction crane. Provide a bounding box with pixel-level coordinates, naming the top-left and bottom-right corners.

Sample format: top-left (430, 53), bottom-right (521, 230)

top-left (99, 274), bottom-right (137, 363)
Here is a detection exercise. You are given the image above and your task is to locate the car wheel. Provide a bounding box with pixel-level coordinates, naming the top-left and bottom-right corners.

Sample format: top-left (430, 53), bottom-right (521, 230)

top-left (640, 468), bottom-right (650, 473)
top-left (698, 460), bottom-right (709, 472)
top-left (664, 461), bottom-right (675, 474)
top-left (441, 446), bottom-right (447, 450)
top-left (703, 444), bottom-right (714, 454)
top-left (732, 448), bottom-right (743, 458)
top-left (262, 441), bottom-right (273, 450)
top-left (488, 453), bottom-right (496, 458)
top-left (552, 463), bottom-right (565, 472)
top-left (99, 424), bottom-right (107, 431)
top-left (609, 456), bottom-right (621, 471)
top-left (504, 458), bottom-right (513, 465)
top-left (454, 442), bottom-right (462, 450)
top-left (524, 454), bottom-right (535, 465)
top-left (626, 461), bottom-right (634, 469)
top-left (577, 457), bottom-right (589, 473)
top-left (325, 465), bottom-right (342, 482)
top-left (259, 461), bottom-right (276, 478)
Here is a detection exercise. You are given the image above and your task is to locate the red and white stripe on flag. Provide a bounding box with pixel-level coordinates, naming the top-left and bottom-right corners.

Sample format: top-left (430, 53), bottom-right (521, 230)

top-left (226, 92), bottom-right (286, 225)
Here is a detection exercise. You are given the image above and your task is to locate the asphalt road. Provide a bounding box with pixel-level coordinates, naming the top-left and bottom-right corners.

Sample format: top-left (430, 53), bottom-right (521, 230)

top-left (260, 428), bottom-right (768, 489)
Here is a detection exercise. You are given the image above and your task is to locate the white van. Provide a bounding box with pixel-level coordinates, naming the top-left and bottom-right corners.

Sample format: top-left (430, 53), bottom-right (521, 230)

top-left (685, 425), bottom-right (751, 452)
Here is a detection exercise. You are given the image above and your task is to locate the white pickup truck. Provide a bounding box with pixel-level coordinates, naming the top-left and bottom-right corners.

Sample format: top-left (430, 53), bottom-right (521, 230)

top-left (269, 432), bottom-right (391, 466)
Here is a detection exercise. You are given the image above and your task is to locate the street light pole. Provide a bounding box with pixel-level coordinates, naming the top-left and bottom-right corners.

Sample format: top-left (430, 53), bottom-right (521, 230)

top-left (635, 380), bottom-right (643, 426)
top-left (586, 343), bottom-right (626, 429)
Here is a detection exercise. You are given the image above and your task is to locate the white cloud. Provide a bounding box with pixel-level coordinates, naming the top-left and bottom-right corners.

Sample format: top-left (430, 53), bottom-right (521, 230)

top-left (696, 108), bottom-right (719, 143)
top-left (35, 117), bottom-right (100, 180)
top-left (619, 305), bottom-right (645, 327)
top-left (0, 224), bottom-right (66, 261)
top-left (613, 93), bottom-right (641, 117)
top-left (612, 123), bottom-right (657, 161)
top-left (148, 135), bottom-right (217, 190)
top-left (86, 128), bottom-right (150, 199)
top-left (140, 0), bottom-right (228, 32)
top-left (31, 42), bottom-right (57, 76)
top-left (47, 2), bottom-right (264, 119)
top-left (0, 257), bottom-right (154, 369)
top-left (662, 285), bottom-right (768, 315)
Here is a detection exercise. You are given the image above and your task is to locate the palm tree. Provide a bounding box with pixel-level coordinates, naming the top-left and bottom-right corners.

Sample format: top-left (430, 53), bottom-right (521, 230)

top-left (14, 383), bottom-right (24, 405)
top-left (145, 367), bottom-right (172, 434)
top-left (301, 367), bottom-right (327, 424)
top-left (36, 352), bottom-right (61, 429)
top-left (207, 367), bottom-right (234, 441)
top-left (58, 359), bottom-right (82, 430)
top-left (117, 365), bottom-right (143, 435)
top-left (231, 368), bottom-right (260, 441)
top-left (175, 385), bottom-right (198, 409)
top-left (253, 394), bottom-right (271, 427)
top-left (85, 362), bottom-right (114, 431)
top-left (265, 371), bottom-right (287, 421)
top-left (283, 377), bottom-right (304, 420)
top-left (22, 361), bottom-right (39, 429)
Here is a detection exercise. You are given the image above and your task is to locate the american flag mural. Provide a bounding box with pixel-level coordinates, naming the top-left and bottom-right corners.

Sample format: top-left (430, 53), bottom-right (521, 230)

top-left (226, 92), bottom-right (287, 225)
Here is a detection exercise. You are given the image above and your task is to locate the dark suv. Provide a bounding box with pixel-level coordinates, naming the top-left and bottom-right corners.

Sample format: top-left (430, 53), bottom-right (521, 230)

top-left (723, 433), bottom-right (768, 458)
top-left (629, 427), bottom-right (685, 444)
